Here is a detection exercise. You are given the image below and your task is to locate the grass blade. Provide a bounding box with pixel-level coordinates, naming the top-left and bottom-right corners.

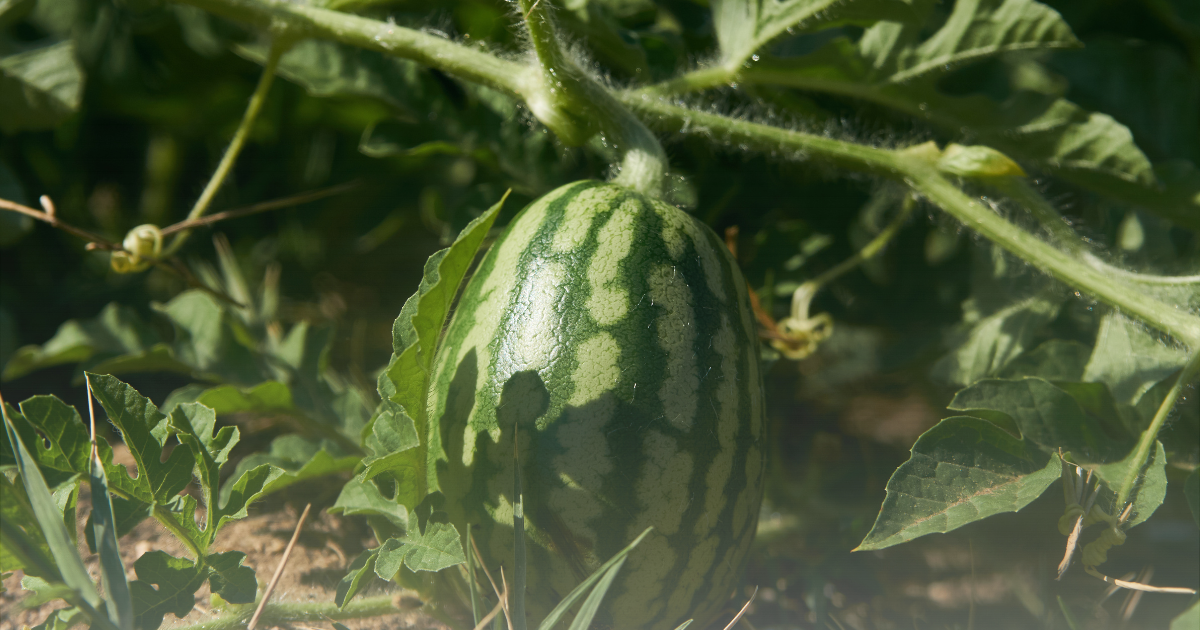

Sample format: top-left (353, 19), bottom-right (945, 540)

top-left (564, 555), bottom-right (627, 630)
top-left (87, 376), bottom-right (134, 630)
top-left (91, 458), bottom-right (133, 630)
top-left (536, 527), bottom-right (653, 630)
top-left (467, 523), bottom-right (482, 626)
top-left (0, 394), bottom-right (101, 609)
top-left (512, 426), bottom-right (527, 630)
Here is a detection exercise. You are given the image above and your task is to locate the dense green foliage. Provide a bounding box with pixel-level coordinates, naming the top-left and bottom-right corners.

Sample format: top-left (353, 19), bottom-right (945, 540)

top-left (1, 0), bottom-right (1198, 628)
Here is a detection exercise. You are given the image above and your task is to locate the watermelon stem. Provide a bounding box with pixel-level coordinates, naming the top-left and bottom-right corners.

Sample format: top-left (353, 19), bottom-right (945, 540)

top-left (515, 0), bottom-right (667, 197)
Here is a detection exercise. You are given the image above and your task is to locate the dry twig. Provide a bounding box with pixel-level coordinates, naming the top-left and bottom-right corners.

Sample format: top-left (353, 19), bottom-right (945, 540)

top-left (247, 503), bottom-right (313, 630)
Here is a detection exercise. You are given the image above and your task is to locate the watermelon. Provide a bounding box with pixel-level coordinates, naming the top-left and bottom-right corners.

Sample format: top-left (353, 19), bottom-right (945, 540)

top-left (429, 180), bottom-right (765, 629)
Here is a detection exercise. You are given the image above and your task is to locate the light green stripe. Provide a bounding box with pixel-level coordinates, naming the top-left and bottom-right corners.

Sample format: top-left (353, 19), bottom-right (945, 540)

top-left (648, 263), bottom-right (697, 431)
top-left (585, 197), bottom-right (640, 326)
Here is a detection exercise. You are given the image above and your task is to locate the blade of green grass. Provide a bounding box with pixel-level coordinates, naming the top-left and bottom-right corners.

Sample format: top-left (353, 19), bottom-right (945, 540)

top-left (536, 527), bottom-right (653, 630)
top-left (467, 523), bottom-right (481, 626)
top-left (512, 427), bottom-right (527, 630)
top-left (565, 555), bottom-right (627, 630)
top-left (87, 376), bottom-right (134, 630)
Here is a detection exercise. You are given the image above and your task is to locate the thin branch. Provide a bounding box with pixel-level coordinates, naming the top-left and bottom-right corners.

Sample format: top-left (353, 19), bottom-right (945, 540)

top-left (247, 503), bottom-right (313, 630)
top-left (159, 181), bottom-right (362, 236)
top-left (0, 197), bottom-right (120, 249)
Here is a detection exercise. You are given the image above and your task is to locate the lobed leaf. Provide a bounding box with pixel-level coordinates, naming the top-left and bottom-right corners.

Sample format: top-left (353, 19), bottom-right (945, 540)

top-left (221, 434), bottom-right (358, 502)
top-left (128, 552), bottom-right (208, 630)
top-left (360, 193), bottom-right (506, 502)
top-left (855, 416), bottom-right (1060, 550)
top-left (87, 374), bottom-right (196, 506)
top-left (374, 519), bottom-right (465, 578)
top-left (205, 551), bottom-right (257, 604)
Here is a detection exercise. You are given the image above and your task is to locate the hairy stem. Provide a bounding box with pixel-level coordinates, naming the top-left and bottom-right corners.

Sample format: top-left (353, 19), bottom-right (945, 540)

top-left (516, 0), bottom-right (666, 194)
top-left (169, 595), bottom-right (399, 630)
top-left (163, 38), bottom-right (288, 256)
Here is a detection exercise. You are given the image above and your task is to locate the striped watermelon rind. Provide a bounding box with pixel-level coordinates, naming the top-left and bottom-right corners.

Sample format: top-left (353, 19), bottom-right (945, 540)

top-left (428, 180), bottom-right (765, 629)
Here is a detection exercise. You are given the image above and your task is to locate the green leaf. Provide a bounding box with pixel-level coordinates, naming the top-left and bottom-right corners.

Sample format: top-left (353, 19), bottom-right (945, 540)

top-left (1187, 468), bottom-right (1199, 530)
top-left (216, 463), bottom-right (284, 536)
top-left (205, 551), bottom-right (256, 604)
top-left (855, 416), bottom-right (1060, 551)
top-left (949, 377), bottom-right (1132, 464)
top-left (156, 291), bottom-right (265, 385)
top-left (168, 381), bottom-right (295, 415)
top-left (1093, 441), bottom-right (1167, 530)
top-left (15, 395), bottom-right (91, 475)
top-left (2, 400), bottom-right (101, 609)
top-left (28, 607), bottom-right (86, 630)
top-left (335, 549), bottom-right (379, 609)
top-left (997, 339), bottom-right (1091, 381)
top-left (168, 402), bottom-right (239, 544)
top-left (713, 0), bottom-right (918, 69)
top-left (29, 607), bottom-right (86, 630)
top-left (361, 193), bottom-right (506, 501)
top-left (128, 552), bottom-right (208, 630)
top-left (330, 477), bottom-right (409, 526)
top-left (1172, 600), bottom-right (1200, 630)
top-left (0, 40), bottom-right (83, 133)
top-left (1083, 312), bottom-right (1189, 408)
top-left (222, 434), bottom-right (358, 502)
top-left (374, 519), bottom-right (464, 578)
top-left (86, 374), bottom-right (196, 506)
top-left (2, 304), bottom-right (162, 381)
top-left (536, 527), bottom-right (653, 630)
top-left (20, 575), bottom-right (81, 607)
top-left (747, 2), bottom-right (1176, 218)
top-left (932, 292), bottom-right (1062, 386)
top-left (859, 0), bottom-right (1079, 85)
top-left (1047, 37), bottom-right (1199, 165)
top-left (0, 472), bottom-right (57, 578)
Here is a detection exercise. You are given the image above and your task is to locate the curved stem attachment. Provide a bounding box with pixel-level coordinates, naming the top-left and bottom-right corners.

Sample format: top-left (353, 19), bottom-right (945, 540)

top-left (517, 0), bottom-right (666, 196)
top-left (163, 37), bottom-right (290, 256)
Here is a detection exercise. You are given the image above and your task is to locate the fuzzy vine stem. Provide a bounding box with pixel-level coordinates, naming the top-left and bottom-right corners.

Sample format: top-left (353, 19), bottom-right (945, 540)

top-left (515, 0), bottom-right (667, 194)
top-left (163, 37), bottom-right (289, 257)
top-left (160, 0), bottom-right (1200, 348)
top-left (165, 595), bottom-right (400, 630)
